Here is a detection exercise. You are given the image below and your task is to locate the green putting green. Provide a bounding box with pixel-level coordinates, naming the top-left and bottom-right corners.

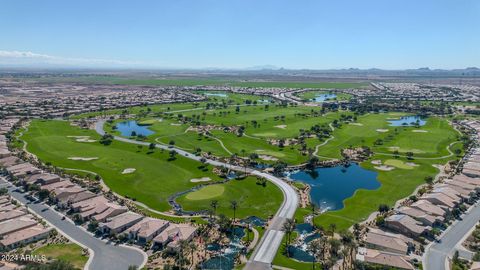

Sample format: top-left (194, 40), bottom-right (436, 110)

top-left (185, 185), bottom-right (225, 200)
top-left (384, 159), bottom-right (415, 169)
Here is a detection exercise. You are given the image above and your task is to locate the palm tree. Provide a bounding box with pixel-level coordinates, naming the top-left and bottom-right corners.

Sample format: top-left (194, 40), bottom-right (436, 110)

top-left (177, 239), bottom-right (189, 269)
top-left (230, 200), bottom-right (238, 224)
top-left (282, 218), bottom-right (296, 257)
top-left (210, 200), bottom-right (218, 218)
top-left (328, 223), bottom-right (337, 237)
top-left (307, 240), bottom-right (321, 269)
top-left (188, 241), bottom-right (196, 269)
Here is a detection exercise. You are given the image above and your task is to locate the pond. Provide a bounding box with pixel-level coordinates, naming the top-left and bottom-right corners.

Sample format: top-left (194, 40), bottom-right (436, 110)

top-left (289, 163), bottom-right (380, 212)
top-left (204, 92), bottom-right (228, 98)
top-left (200, 227), bottom-right (245, 270)
top-left (312, 93), bottom-right (337, 102)
top-left (116, 121), bottom-right (155, 137)
top-left (388, 115), bottom-right (426, 126)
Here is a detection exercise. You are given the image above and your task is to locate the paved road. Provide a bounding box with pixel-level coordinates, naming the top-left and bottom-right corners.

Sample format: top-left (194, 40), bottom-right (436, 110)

top-left (423, 200), bottom-right (480, 270)
top-left (95, 120), bottom-right (299, 269)
top-left (0, 177), bottom-right (146, 270)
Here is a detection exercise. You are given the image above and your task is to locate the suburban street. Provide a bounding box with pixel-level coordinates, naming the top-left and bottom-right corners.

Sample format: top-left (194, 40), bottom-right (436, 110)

top-left (95, 120), bottom-right (299, 269)
top-left (423, 200), bottom-right (480, 270)
top-left (0, 177), bottom-right (147, 270)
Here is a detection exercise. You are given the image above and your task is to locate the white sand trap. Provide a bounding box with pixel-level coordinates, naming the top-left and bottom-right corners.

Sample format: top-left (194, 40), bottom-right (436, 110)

top-left (68, 136), bottom-right (96, 143)
top-left (274, 125), bottom-right (287, 129)
top-left (190, 177), bottom-right (211, 183)
top-left (406, 162), bottom-right (419, 167)
top-left (386, 117), bottom-right (400, 120)
top-left (68, 157), bottom-right (98, 161)
top-left (376, 129), bottom-right (389, 133)
top-left (76, 138), bottom-right (96, 143)
top-left (371, 160), bottom-right (382, 165)
top-left (412, 130), bottom-right (428, 133)
top-left (259, 155), bottom-right (278, 161)
top-left (375, 165), bottom-right (395, 171)
top-left (349, 123), bottom-right (363, 126)
top-left (170, 123), bottom-right (182, 126)
top-left (121, 168), bottom-right (136, 174)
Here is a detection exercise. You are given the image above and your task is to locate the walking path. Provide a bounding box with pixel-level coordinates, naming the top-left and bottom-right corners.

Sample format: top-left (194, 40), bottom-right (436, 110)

top-left (94, 120), bottom-right (299, 269)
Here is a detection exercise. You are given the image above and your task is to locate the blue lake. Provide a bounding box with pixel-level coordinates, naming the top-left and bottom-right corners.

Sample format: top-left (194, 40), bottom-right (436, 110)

top-left (205, 92), bottom-right (228, 97)
top-left (289, 163), bottom-right (380, 212)
top-left (388, 116), bottom-right (426, 127)
top-left (312, 93), bottom-right (337, 102)
top-left (116, 121), bottom-right (155, 137)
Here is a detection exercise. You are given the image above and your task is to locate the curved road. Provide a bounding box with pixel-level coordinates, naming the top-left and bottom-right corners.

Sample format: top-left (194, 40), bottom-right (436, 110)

top-left (0, 177), bottom-right (146, 270)
top-left (95, 120), bottom-right (299, 269)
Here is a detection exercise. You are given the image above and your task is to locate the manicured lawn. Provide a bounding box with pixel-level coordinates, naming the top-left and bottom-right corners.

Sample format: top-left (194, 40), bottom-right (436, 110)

top-left (33, 243), bottom-right (88, 269)
top-left (185, 185), bottom-right (225, 200)
top-left (22, 120), bottom-right (283, 219)
top-left (177, 177), bottom-right (283, 219)
top-left (384, 159), bottom-right (415, 169)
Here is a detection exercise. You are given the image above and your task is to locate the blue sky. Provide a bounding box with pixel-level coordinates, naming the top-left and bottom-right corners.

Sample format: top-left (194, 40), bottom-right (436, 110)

top-left (0, 0), bottom-right (479, 69)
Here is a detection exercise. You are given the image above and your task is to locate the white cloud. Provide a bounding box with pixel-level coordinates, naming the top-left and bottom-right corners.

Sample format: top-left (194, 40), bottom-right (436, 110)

top-left (0, 50), bottom-right (151, 68)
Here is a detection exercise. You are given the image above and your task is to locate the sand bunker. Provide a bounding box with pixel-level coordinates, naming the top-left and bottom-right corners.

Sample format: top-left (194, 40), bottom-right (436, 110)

top-left (376, 129), bottom-right (389, 133)
top-left (371, 160), bottom-right (382, 165)
top-left (405, 162), bottom-right (419, 167)
top-left (67, 136), bottom-right (96, 143)
top-left (375, 165), bottom-right (395, 171)
top-left (349, 123), bottom-right (363, 126)
top-left (274, 125), bottom-right (287, 129)
top-left (190, 177), bottom-right (211, 183)
top-left (412, 130), bottom-right (428, 133)
top-left (170, 123), bottom-right (182, 126)
top-left (68, 157), bottom-right (98, 161)
top-left (121, 168), bottom-right (136, 174)
top-left (259, 155), bottom-right (278, 161)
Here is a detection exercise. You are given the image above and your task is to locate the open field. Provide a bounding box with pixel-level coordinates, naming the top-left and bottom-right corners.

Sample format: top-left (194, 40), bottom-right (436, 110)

top-left (33, 243), bottom-right (88, 269)
top-left (27, 75), bottom-right (369, 89)
top-left (21, 120), bottom-right (282, 218)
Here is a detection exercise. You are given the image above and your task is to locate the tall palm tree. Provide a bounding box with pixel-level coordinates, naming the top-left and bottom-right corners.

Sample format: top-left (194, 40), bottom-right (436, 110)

top-left (282, 218), bottom-right (296, 257)
top-left (230, 200), bottom-right (238, 224)
top-left (177, 239), bottom-right (189, 269)
top-left (328, 223), bottom-right (337, 237)
top-left (188, 241), bottom-right (196, 269)
top-left (307, 240), bottom-right (321, 270)
top-left (210, 200), bottom-right (218, 218)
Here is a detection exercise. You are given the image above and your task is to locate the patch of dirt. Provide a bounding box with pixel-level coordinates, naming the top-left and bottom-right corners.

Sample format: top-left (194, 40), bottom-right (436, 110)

top-left (259, 155), bottom-right (278, 161)
top-left (190, 177), bottom-right (212, 183)
top-left (68, 157), bottom-right (98, 161)
top-left (121, 168), bottom-right (136, 174)
top-left (374, 165), bottom-right (395, 171)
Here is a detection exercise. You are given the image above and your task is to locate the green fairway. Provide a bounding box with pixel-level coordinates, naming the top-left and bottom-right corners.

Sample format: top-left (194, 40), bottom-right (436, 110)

top-left (185, 185), bottom-right (225, 200)
top-left (21, 120), bottom-right (283, 218)
top-left (177, 177), bottom-right (283, 219)
top-left (33, 243), bottom-right (87, 269)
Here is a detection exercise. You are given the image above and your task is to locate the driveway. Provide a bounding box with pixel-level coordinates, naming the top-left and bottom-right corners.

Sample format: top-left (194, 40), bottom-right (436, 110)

top-left (0, 177), bottom-right (146, 270)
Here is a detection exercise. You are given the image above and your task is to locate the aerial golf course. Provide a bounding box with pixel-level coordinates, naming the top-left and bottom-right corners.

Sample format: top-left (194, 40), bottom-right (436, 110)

top-left (17, 91), bottom-right (463, 233)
